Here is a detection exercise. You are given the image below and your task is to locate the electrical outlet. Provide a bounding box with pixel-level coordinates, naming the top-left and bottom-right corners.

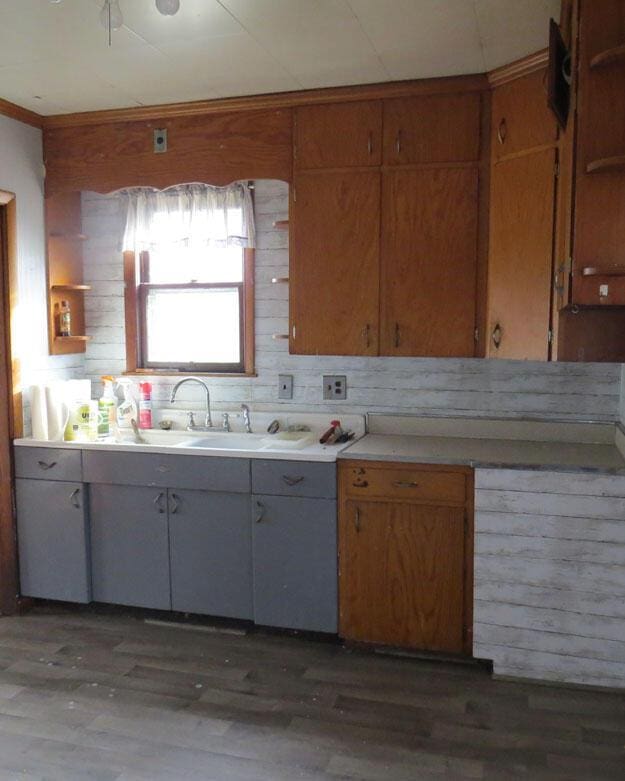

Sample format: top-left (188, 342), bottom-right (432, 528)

top-left (153, 128), bottom-right (167, 153)
top-left (278, 374), bottom-right (293, 400)
top-left (323, 375), bottom-right (346, 400)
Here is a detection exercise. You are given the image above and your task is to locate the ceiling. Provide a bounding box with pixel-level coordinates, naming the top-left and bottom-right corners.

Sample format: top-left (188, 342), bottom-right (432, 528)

top-left (0, 0), bottom-right (561, 116)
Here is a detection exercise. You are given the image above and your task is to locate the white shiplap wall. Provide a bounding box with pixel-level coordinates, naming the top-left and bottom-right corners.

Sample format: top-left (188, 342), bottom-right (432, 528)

top-left (81, 180), bottom-right (622, 421)
top-left (474, 469), bottom-right (625, 689)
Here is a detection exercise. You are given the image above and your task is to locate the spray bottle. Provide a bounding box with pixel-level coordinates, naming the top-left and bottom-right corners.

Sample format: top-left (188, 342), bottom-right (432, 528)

top-left (98, 376), bottom-right (117, 437)
top-left (116, 378), bottom-right (138, 430)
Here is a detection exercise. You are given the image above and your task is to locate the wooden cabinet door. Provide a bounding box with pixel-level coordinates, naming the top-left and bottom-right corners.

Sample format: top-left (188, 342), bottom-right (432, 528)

top-left (252, 494), bottom-right (337, 633)
top-left (90, 484), bottom-right (171, 611)
top-left (339, 500), bottom-right (465, 653)
top-left (383, 93), bottom-right (481, 164)
top-left (295, 101), bottom-right (382, 169)
top-left (491, 71), bottom-right (558, 160)
top-left (380, 167), bottom-right (478, 357)
top-left (487, 148), bottom-right (556, 360)
top-left (16, 479), bottom-right (91, 604)
top-left (169, 490), bottom-right (253, 620)
top-left (290, 170), bottom-right (380, 355)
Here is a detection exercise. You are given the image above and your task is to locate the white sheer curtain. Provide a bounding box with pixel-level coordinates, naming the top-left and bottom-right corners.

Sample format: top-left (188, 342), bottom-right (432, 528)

top-left (121, 182), bottom-right (255, 254)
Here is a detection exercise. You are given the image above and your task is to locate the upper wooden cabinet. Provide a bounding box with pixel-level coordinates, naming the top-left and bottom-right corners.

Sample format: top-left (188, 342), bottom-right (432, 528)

top-left (490, 70), bottom-right (557, 159)
top-left (487, 149), bottom-right (557, 360)
top-left (380, 167), bottom-right (479, 357)
top-left (383, 93), bottom-right (481, 164)
top-left (289, 170), bottom-right (380, 356)
top-left (294, 101), bottom-right (382, 169)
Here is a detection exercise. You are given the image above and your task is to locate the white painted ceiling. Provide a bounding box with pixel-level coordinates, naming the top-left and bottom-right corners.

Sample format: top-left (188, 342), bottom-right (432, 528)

top-left (0, 0), bottom-right (560, 116)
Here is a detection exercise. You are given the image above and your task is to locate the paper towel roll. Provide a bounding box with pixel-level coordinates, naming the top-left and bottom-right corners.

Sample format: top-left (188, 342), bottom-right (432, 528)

top-left (45, 385), bottom-right (68, 441)
top-left (30, 385), bottom-right (48, 441)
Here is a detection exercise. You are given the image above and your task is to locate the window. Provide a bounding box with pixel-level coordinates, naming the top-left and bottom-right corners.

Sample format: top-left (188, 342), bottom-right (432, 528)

top-left (122, 183), bottom-right (255, 375)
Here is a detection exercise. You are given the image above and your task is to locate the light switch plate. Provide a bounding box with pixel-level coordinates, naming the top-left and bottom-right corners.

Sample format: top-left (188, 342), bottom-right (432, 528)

top-left (278, 374), bottom-right (293, 399)
top-left (323, 375), bottom-right (347, 400)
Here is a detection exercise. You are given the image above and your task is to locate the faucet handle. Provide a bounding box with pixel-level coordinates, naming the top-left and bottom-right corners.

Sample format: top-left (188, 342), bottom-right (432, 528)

top-left (222, 412), bottom-right (230, 431)
top-left (186, 411), bottom-right (196, 429)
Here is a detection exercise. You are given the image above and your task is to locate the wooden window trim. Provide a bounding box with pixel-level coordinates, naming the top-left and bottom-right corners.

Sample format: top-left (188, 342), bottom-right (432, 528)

top-left (124, 248), bottom-right (255, 376)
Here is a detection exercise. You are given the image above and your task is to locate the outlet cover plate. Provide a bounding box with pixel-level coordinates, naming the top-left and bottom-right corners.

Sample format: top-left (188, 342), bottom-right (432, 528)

top-left (278, 374), bottom-right (293, 400)
top-left (323, 375), bottom-right (347, 400)
top-left (153, 128), bottom-right (167, 153)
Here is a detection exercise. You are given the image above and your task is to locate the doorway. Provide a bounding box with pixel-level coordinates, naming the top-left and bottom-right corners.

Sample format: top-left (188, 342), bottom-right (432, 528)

top-left (0, 192), bottom-right (19, 615)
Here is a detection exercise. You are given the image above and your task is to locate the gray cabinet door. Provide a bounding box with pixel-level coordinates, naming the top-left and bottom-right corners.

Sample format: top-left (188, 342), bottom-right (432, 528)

top-left (89, 484), bottom-right (171, 610)
top-left (16, 479), bottom-right (90, 603)
top-left (252, 494), bottom-right (337, 633)
top-left (169, 490), bottom-right (253, 619)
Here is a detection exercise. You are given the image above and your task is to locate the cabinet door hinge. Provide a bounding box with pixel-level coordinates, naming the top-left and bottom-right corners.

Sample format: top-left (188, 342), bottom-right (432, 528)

top-left (292, 186), bottom-right (297, 203)
top-left (474, 327), bottom-right (479, 343)
top-left (554, 160), bottom-right (560, 178)
top-left (548, 329), bottom-right (554, 345)
top-left (292, 324), bottom-right (296, 340)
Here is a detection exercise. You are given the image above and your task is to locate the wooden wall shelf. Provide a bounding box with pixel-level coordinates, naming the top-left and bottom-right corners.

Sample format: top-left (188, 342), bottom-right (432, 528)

top-left (271, 334), bottom-right (289, 340)
top-left (54, 335), bottom-right (91, 343)
top-left (49, 232), bottom-right (88, 241)
top-left (582, 266), bottom-right (625, 277)
top-left (271, 277), bottom-right (289, 284)
top-left (273, 220), bottom-right (289, 230)
top-left (590, 43), bottom-right (625, 69)
top-left (586, 155), bottom-right (625, 173)
top-left (51, 284), bottom-right (91, 292)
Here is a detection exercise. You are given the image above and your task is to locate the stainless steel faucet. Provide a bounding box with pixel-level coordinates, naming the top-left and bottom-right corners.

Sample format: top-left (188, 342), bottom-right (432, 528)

top-left (241, 404), bottom-right (252, 433)
top-left (170, 377), bottom-right (213, 430)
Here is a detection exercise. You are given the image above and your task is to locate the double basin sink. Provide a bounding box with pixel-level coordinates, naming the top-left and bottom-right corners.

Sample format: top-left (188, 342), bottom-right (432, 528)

top-left (123, 429), bottom-right (315, 453)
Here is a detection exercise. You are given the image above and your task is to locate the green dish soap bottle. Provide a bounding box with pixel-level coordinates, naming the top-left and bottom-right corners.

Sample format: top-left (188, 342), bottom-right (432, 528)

top-left (98, 375), bottom-right (117, 437)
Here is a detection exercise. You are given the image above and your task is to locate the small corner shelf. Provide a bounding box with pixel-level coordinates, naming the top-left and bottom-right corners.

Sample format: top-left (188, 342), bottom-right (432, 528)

top-left (54, 335), bottom-right (91, 343)
top-left (271, 277), bottom-right (289, 285)
top-left (272, 219), bottom-right (289, 230)
top-left (271, 333), bottom-right (289, 340)
top-left (51, 284), bottom-right (92, 292)
top-left (49, 232), bottom-right (88, 241)
top-left (582, 266), bottom-right (625, 277)
top-left (586, 155), bottom-right (625, 174)
top-left (590, 43), bottom-right (625, 69)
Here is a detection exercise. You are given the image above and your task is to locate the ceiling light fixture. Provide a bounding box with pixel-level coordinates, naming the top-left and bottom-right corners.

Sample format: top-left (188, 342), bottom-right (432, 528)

top-left (155, 0), bottom-right (181, 15)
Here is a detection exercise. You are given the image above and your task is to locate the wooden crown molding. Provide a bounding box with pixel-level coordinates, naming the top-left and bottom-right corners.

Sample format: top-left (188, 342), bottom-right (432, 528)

top-left (0, 97), bottom-right (43, 129)
top-left (487, 48), bottom-right (549, 88)
top-left (42, 73), bottom-right (489, 130)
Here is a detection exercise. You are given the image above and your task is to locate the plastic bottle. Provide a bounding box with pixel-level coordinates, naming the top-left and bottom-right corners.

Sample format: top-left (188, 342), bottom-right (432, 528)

top-left (116, 379), bottom-right (138, 430)
top-left (58, 300), bottom-right (71, 337)
top-left (98, 376), bottom-right (117, 437)
top-left (65, 399), bottom-right (98, 442)
top-left (138, 382), bottom-right (153, 429)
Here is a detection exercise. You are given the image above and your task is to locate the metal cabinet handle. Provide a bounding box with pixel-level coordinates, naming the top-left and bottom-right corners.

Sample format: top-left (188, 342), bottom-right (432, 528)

top-left (492, 323), bottom-right (502, 350)
top-left (394, 322), bottom-right (401, 348)
top-left (156, 465), bottom-right (170, 473)
top-left (392, 481), bottom-right (420, 488)
top-left (69, 488), bottom-right (80, 509)
top-left (354, 507), bottom-right (361, 533)
top-left (395, 130), bottom-right (402, 155)
top-left (367, 133), bottom-right (373, 156)
top-left (170, 493), bottom-right (180, 514)
top-left (37, 460), bottom-right (57, 470)
top-left (351, 481), bottom-right (369, 488)
top-left (154, 492), bottom-right (166, 514)
top-left (497, 118), bottom-right (507, 145)
top-left (255, 500), bottom-right (266, 523)
top-left (282, 475), bottom-right (304, 486)
top-left (362, 323), bottom-right (370, 348)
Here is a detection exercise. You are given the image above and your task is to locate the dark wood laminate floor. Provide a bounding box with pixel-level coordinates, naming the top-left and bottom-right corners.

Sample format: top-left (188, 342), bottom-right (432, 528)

top-left (0, 608), bottom-right (623, 780)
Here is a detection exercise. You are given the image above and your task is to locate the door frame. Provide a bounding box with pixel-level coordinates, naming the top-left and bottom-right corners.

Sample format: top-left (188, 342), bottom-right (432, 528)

top-left (0, 190), bottom-right (21, 615)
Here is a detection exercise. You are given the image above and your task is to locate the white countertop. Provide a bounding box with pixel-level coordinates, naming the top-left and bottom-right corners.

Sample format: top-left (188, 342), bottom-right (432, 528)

top-left (13, 434), bottom-right (355, 463)
top-left (339, 433), bottom-right (625, 473)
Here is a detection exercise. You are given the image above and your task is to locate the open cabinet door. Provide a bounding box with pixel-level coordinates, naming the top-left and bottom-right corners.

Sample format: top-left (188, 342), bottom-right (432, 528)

top-left (0, 195), bottom-right (19, 615)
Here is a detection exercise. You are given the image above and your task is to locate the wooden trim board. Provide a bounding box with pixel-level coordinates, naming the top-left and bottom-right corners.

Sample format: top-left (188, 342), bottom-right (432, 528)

top-left (0, 97), bottom-right (43, 129)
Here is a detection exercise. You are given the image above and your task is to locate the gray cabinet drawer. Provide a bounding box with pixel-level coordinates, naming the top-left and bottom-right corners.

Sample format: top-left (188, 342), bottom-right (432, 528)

top-left (83, 450), bottom-right (250, 492)
top-left (14, 447), bottom-right (82, 482)
top-left (252, 460), bottom-right (336, 498)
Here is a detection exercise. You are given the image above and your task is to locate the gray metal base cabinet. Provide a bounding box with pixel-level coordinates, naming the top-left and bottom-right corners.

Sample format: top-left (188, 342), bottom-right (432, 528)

top-left (169, 489), bottom-right (253, 620)
top-left (252, 494), bottom-right (338, 633)
top-left (89, 484), bottom-right (171, 611)
top-left (16, 478), bottom-right (90, 603)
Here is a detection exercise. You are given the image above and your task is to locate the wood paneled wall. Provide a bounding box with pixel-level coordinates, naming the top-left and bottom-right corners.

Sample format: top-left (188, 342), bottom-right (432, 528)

top-left (474, 468), bottom-right (625, 689)
top-left (43, 109), bottom-right (293, 196)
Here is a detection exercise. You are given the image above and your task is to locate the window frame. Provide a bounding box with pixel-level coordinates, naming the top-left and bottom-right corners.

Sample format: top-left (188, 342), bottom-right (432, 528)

top-left (124, 248), bottom-right (255, 376)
